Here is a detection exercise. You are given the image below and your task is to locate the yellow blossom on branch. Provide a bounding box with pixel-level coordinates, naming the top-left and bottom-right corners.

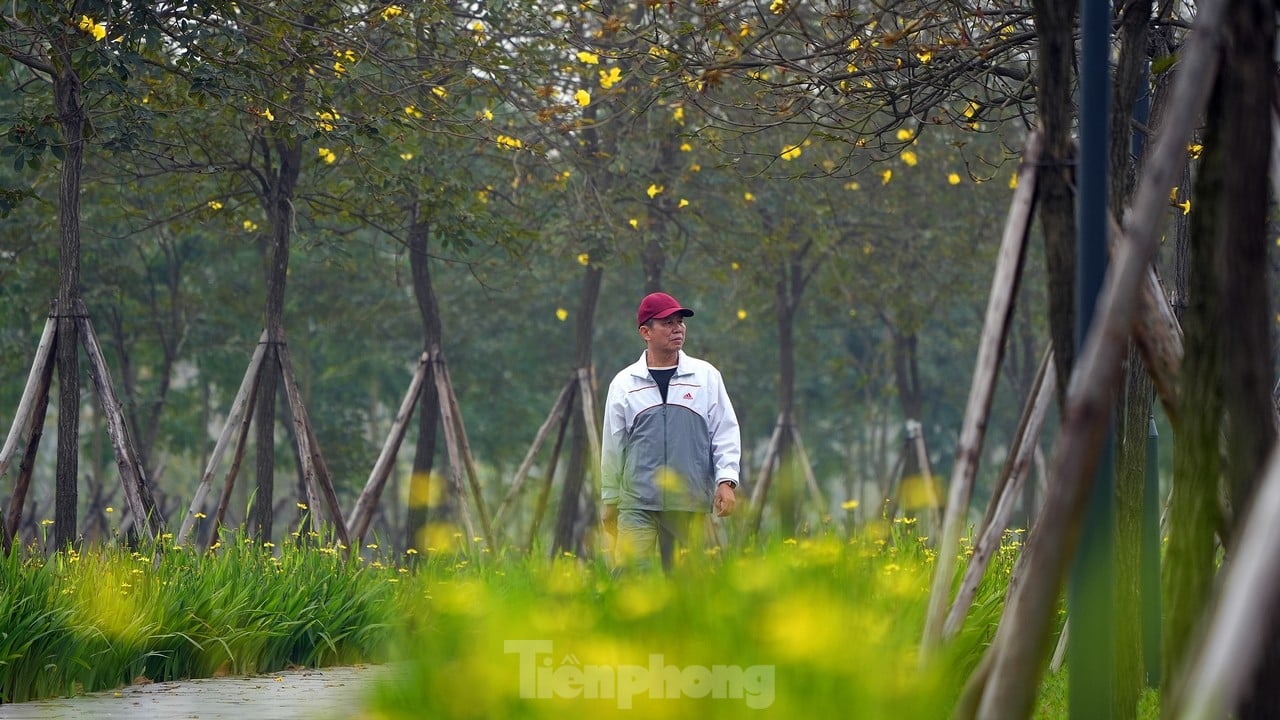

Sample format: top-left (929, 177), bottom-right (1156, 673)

top-left (770, 0), bottom-right (786, 14)
top-left (948, 172), bottom-right (961, 185)
top-left (737, 309), bottom-right (748, 320)
top-left (680, 142), bottom-right (692, 152)
top-left (318, 147), bottom-right (336, 164)
top-left (1009, 172), bottom-right (1018, 189)
top-left (577, 50), bottom-right (600, 65)
top-left (881, 169), bottom-right (892, 185)
top-left (647, 183), bottom-right (664, 198)
top-left (556, 308), bottom-right (568, 321)
top-left (629, 218), bottom-right (639, 229)
top-left (78, 16), bottom-right (107, 41)
top-left (577, 253), bottom-right (590, 266)
top-left (405, 105), bottom-right (423, 118)
top-left (381, 5), bottom-right (404, 20)
top-left (780, 144), bottom-right (802, 161)
top-left (495, 135), bottom-right (523, 150)
top-left (207, 200), bottom-right (223, 210)
top-left (673, 107), bottom-right (685, 124)
top-left (599, 67), bottom-right (622, 89)
top-left (901, 151), bottom-right (918, 166)
top-left (575, 89), bottom-right (591, 107)
top-left (432, 86), bottom-right (448, 99)
top-left (678, 198), bottom-right (689, 208)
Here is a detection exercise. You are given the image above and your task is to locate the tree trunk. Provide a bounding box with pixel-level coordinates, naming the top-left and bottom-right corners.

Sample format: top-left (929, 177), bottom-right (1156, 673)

top-left (1217, 0), bottom-right (1278, 713)
top-left (1115, 346), bottom-right (1152, 720)
top-left (251, 129), bottom-right (302, 542)
top-left (406, 217), bottom-right (451, 552)
top-left (1031, 0), bottom-right (1078, 407)
top-left (53, 65), bottom-right (85, 550)
top-left (551, 265), bottom-right (603, 555)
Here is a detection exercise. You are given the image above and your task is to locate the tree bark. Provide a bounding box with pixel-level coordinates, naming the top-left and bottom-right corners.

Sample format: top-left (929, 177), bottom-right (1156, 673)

top-left (1030, 0), bottom-right (1078, 407)
top-left (53, 63), bottom-right (85, 550)
top-left (552, 265), bottom-right (603, 556)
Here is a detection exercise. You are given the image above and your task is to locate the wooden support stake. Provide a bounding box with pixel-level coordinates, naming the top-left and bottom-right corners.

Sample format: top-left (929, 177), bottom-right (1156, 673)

top-left (975, 4), bottom-right (1223, 711)
top-left (277, 342), bottom-right (349, 546)
top-left (0, 316), bottom-right (56, 483)
top-left (177, 332), bottom-right (268, 546)
top-left (788, 425), bottom-right (827, 516)
top-left (748, 416), bottom-right (786, 535)
top-left (496, 381), bottom-right (574, 528)
top-left (210, 379), bottom-right (260, 550)
top-left (438, 358), bottom-right (493, 548)
top-left (77, 311), bottom-right (162, 542)
top-left (944, 350), bottom-right (1056, 639)
top-left (526, 387), bottom-right (575, 553)
top-left (922, 130), bottom-right (1042, 657)
top-left (429, 353), bottom-right (482, 549)
top-left (347, 352), bottom-right (429, 544)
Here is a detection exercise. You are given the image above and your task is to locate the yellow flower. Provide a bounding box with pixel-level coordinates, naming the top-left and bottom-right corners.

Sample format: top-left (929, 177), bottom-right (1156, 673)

top-left (744, 192), bottom-right (755, 202)
top-left (629, 218), bottom-right (639, 229)
top-left (780, 144), bottom-right (802, 161)
top-left (598, 67), bottom-right (622, 89)
top-left (577, 51), bottom-right (600, 65)
top-left (381, 5), bottom-right (404, 21)
top-left (316, 110), bottom-right (339, 131)
top-left (1009, 172), bottom-right (1018, 189)
top-left (901, 150), bottom-right (918, 166)
top-left (1188, 143), bottom-right (1203, 159)
top-left (948, 172), bottom-right (961, 185)
top-left (433, 86), bottom-right (448, 99)
top-left (841, 499), bottom-right (860, 510)
top-left (297, 502), bottom-right (308, 510)
top-left (680, 142), bottom-right (692, 152)
top-left (647, 183), bottom-right (664, 198)
top-left (963, 101), bottom-right (980, 118)
top-left (243, 220), bottom-right (258, 232)
top-left (495, 135), bottom-right (523, 150)
top-left (471, 21), bottom-right (485, 37)
top-left (896, 128), bottom-right (913, 141)
top-left (690, 163), bottom-right (701, 172)
top-left (207, 200), bottom-right (223, 210)
top-left (673, 107), bottom-right (685, 124)
top-left (769, 0), bottom-right (786, 14)
top-left (848, 38), bottom-right (861, 50)
top-left (740, 23), bottom-right (752, 38)
top-left (577, 253), bottom-right (590, 266)
top-left (400, 152), bottom-right (413, 161)
top-left (556, 308), bottom-right (568, 321)
top-left (78, 16), bottom-right (107, 42)
top-left (318, 147), bottom-right (336, 164)
top-left (1169, 186), bottom-right (1179, 202)
top-left (105, 507), bottom-right (114, 514)
top-left (1177, 199), bottom-right (1191, 215)
top-left (845, 181), bottom-right (861, 191)
top-left (916, 49), bottom-right (932, 63)
top-left (678, 198), bottom-right (689, 208)
top-left (482, 108), bottom-right (494, 121)
top-left (405, 105), bottom-right (423, 118)
top-left (575, 89), bottom-right (591, 107)
top-left (737, 309), bottom-right (747, 320)
top-left (333, 61), bottom-right (347, 75)
top-left (194, 512), bottom-right (206, 519)
top-left (260, 108), bottom-right (275, 122)
top-left (881, 168), bottom-right (892, 185)
top-left (731, 262), bottom-right (740, 270)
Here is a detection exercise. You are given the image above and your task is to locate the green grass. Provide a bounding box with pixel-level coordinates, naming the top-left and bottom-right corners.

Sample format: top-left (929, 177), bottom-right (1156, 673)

top-left (0, 531), bottom-right (398, 703)
top-left (366, 518), bottom-right (1022, 719)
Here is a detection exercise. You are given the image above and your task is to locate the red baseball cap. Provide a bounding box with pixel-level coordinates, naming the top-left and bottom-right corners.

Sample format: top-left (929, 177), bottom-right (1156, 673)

top-left (637, 292), bottom-right (695, 327)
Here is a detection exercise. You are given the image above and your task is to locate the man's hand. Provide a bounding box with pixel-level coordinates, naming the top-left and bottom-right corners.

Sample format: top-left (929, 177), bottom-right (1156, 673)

top-left (714, 481), bottom-right (736, 517)
top-left (602, 503), bottom-right (618, 536)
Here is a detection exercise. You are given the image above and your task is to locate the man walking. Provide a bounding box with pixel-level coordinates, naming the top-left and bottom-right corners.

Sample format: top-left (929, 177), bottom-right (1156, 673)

top-left (601, 291), bottom-right (741, 573)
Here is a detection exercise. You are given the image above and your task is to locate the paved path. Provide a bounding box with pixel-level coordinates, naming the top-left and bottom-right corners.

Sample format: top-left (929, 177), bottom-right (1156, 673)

top-left (0, 665), bottom-right (391, 720)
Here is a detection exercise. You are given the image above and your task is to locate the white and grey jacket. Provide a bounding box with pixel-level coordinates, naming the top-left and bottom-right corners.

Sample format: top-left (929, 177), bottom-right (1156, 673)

top-left (601, 350), bottom-right (741, 512)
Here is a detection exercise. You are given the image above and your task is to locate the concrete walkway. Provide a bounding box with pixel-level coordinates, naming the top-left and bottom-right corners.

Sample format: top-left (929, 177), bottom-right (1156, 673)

top-left (0, 665), bottom-right (391, 720)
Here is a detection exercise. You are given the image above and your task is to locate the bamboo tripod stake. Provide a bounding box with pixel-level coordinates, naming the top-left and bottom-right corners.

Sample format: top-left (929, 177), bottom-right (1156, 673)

top-left (2, 301), bottom-right (163, 551)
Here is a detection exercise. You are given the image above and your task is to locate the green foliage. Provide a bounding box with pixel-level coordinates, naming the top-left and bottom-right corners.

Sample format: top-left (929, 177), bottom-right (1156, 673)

top-left (0, 532), bottom-right (398, 703)
top-left (368, 522), bottom-right (1025, 719)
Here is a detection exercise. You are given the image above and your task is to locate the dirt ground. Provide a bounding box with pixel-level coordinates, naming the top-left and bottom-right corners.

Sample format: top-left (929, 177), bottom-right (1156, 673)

top-left (0, 665), bottom-right (393, 720)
